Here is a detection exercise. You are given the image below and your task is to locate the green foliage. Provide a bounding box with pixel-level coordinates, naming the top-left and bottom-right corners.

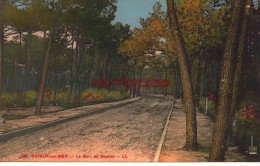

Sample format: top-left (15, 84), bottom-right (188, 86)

top-left (177, 0), bottom-right (228, 55)
top-left (57, 89), bottom-right (70, 105)
top-left (24, 91), bottom-right (37, 107)
top-left (81, 88), bottom-right (129, 102)
top-left (0, 93), bottom-right (11, 107)
top-left (208, 100), bottom-right (217, 120)
top-left (234, 103), bottom-right (260, 152)
top-left (0, 92), bottom-right (37, 108)
top-left (234, 92), bottom-right (260, 139)
top-left (199, 98), bottom-right (217, 120)
top-left (235, 113), bottom-right (260, 136)
top-left (5, 115), bottom-right (28, 120)
top-left (120, 2), bottom-right (174, 72)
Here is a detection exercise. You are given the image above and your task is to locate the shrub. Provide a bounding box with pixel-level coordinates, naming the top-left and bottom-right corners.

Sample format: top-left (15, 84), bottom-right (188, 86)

top-left (0, 93), bottom-right (11, 107)
top-left (109, 90), bottom-right (121, 99)
top-left (208, 100), bottom-right (217, 120)
top-left (43, 89), bottom-right (54, 104)
top-left (81, 89), bottom-right (129, 103)
top-left (24, 91), bottom-right (37, 107)
top-left (234, 98), bottom-right (260, 153)
top-left (57, 89), bottom-right (69, 105)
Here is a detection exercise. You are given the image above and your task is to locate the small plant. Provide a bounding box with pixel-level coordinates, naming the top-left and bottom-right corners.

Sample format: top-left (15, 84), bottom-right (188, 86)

top-left (82, 91), bottom-right (101, 102)
top-left (45, 89), bottom-right (52, 99)
top-left (208, 92), bottom-right (217, 103)
top-left (235, 102), bottom-right (260, 152)
top-left (109, 90), bottom-right (121, 99)
top-left (239, 105), bottom-right (260, 120)
top-left (24, 91), bottom-right (37, 107)
top-left (57, 89), bottom-right (69, 105)
top-left (0, 93), bottom-right (11, 107)
top-left (81, 89), bottom-right (129, 103)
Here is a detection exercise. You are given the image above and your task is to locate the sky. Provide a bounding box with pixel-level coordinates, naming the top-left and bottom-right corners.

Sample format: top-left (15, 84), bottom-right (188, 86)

top-left (113, 0), bottom-right (167, 29)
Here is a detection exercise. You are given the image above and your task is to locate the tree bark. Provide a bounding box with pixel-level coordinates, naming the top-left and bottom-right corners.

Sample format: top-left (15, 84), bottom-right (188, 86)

top-left (71, 38), bottom-right (85, 104)
top-left (209, 0), bottom-right (246, 161)
top-left (0, 0), bottom-right (5, 94)
top-left (53, 54), bottom-right (60, 106)
top-left (195, 56), bottom-right (202, 96)
top-left (19, 30), bottom-right (32, 105)
top-left (164, 68), bottom-right (168, 96)
top-left (132, 65), bottom-right (136, 97)
top-left (66, 31), bottom-right (78, 104)
top-left (137, 67), bottom-right (143, 97)
top-left (227, 0), bottom-right (252, 144)
top-left (167, 0), bottom-right (198, 149)
top-left (35, 34), bottom-right (53, 115)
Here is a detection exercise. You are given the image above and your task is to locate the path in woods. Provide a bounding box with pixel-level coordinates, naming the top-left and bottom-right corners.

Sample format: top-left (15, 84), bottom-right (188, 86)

top-left (159, 99), bottom-right (253, 162)
top-left (0, 98), bottom-right (140, 135)
top-left (0, 95), bottom-right (173, 161)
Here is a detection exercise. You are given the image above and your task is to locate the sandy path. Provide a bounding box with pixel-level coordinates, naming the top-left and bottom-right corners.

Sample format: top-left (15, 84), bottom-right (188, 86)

top-left (0, 95), bottom-right (173, 162)
top-left (159, 99), bottom-right (254, 162)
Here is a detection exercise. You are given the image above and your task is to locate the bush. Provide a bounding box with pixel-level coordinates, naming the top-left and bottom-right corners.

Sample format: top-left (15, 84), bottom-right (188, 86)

top-left (234, 93), bottom-right (260, 153)
top-left (43, 89), bottom-right (54, 104)
top-left (57, 89), bottom-right (69, 105)
top-left (81, 88), bottom-right (129, 103)
top-left (81, 89), bottom-right (107, 102)
top-left (24, 91), bottom-right (37, 107)
top-left (0, 93), bottom-right (11, 107)
top-left (208, 100), bottom-right (217, 120)
top-left (109, 90), bottom-right (121, 99)
top-left (0, 88), bottom-right (130, 108)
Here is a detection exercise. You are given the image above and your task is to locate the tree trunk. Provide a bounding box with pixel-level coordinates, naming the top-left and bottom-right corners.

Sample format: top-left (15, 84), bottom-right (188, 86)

top-left (0, 0), bottom-right (5, 94)
top-left (71, 38), bottom-right (85, 104)
top-left (167, 0), bottom-right (198, 149)
top-left (19, 30), bottom-right (32, 105)
top-left (199, 61), bottom-right (206, 111)
top-left (35, 34), bottom-right (53, 115)
top-left (195, 57), bottom-right (202, 96)
top-left (209, 0), bottom-right (246, 161)
top-left (227, 0), bottom-right (252, 144)
top-left (137, 68), bottom-right (143, 97)
top-left (132, 65), bottom-right (136, 97)
top-left (164, 68), bottom-right (168, 96)
top-left (66, 32), bottom-right (78, 104)
top-left (53, 64), bottom-right (57, 106)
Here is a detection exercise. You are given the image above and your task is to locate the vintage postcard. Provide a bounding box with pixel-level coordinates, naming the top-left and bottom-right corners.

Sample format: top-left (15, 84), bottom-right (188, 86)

top-left (0, 0), bottom-right (259, 162)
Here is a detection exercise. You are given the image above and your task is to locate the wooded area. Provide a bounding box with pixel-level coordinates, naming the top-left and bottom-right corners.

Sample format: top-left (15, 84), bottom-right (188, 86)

top-left (0, 0), bottom-right (259, 162)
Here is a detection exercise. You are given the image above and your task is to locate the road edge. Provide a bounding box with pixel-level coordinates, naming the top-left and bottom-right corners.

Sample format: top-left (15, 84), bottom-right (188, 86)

top-left (0, 98), bottom-right (142, 143)
top-left (153, 97), bottom-right (175, 162)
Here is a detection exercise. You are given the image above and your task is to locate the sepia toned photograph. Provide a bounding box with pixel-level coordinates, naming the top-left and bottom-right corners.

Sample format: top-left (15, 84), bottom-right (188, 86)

top-left (0, 0), bottom-right (259, 162)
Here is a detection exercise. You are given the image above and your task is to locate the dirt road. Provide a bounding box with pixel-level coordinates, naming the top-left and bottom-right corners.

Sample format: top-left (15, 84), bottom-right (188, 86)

top-left (0, 95), bottom-right (173, 162)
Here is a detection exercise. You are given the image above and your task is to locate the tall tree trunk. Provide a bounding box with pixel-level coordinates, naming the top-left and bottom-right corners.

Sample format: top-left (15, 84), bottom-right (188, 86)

top-left (195, 56), bottom-right (202, 96)
top-left (20, 30), bottom-right (32, 105)
top-left (35, 34), bottom-right (53, 115)
top-left (137, 68), bottom-right (143, 97)
top-left (132, 65), bottom-right (136, 97)
top-left (53, 54), bottom-right (60, 106)
top-left (72, 39), bottom-right (85, 104)
top-left (0, 0), bottom-right (5, 94)
top-left (66, 32), bottom-right (78, 104)
top-left (209, 0), bottom-right (246, 161)
top-left (164, 68), bottom-right (168, 96)
top-left (167, 0), bottom-right (198, 149)
top-left (125, 65), bottom-right (130, 92)
top-left (227, 0), bottom-right (252, 145)
top-left (9, 61), bottom-right (16, 92)
top-left (198, 61), bottom-right (206, 111)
